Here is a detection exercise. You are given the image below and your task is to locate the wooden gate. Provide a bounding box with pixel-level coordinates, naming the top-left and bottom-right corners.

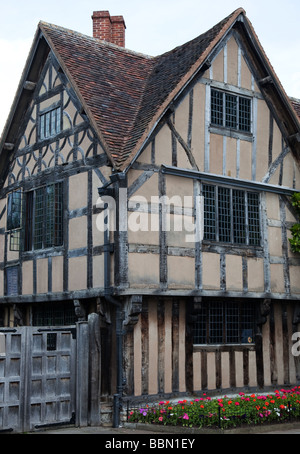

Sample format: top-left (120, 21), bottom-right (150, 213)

top-left (0, 322), bottom-right (89, 432)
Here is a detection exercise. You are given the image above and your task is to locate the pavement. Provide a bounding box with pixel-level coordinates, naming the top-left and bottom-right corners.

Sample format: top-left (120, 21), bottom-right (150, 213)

top-left (29, 421), bottom-right (300, 435)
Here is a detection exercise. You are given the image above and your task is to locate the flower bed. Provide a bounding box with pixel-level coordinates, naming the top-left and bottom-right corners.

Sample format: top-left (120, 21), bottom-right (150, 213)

top-left (127, 387), bottom-right (300, 429)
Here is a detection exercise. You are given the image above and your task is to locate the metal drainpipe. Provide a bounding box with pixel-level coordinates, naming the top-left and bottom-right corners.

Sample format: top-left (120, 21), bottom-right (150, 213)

top-left (101, 198), bottom-right (123, 428)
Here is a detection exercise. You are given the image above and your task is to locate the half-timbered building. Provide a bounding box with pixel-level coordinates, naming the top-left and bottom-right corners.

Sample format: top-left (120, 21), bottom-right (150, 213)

top-left (0, 8), bottom-right (300, 430)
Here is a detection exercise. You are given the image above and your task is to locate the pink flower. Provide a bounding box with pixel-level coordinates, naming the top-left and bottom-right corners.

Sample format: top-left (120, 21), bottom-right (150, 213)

top-left (183, 413), bottom-right (189, 420)
top-left (235, 402), bottom-right (240, 406)
top-left (158, 416), bottom-right (163, 422)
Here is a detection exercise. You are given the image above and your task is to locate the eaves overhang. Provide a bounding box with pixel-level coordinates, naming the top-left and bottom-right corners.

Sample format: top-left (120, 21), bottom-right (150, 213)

top-left (162, 164), bottom-right (297, 196)
top-left (0, 29), bottom-right (50, 187)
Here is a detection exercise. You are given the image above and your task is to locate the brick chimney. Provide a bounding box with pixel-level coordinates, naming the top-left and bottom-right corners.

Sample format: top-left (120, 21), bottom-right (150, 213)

top-left (92, 11), bottom-right (126, 47)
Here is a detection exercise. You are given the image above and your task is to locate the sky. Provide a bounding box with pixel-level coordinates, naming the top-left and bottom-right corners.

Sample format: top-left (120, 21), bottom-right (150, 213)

top-left (0, 0), bottom-right (300, 135)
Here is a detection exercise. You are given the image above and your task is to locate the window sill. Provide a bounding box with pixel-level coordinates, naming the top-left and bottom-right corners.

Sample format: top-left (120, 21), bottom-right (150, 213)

top-left (22, 245), bottom-right (64, 258)
top-left (209, 125), bottom-right (253, 142)
top-left (202, 241), bottom-right (263, 257)
top-left (193, 344), bottom-right (256, 352)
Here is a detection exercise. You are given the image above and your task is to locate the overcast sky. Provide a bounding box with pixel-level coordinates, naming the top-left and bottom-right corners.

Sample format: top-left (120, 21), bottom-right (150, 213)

top-left (1, 0), bottom-right (300, 135)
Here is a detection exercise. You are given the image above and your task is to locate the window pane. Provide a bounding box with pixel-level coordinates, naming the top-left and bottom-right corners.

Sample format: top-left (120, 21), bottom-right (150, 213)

top-left (193, 305), bottom-right (207, 344)
top-left (56, 107), bottom-right (61, 133)
top-left (31, 183), bottom-right (63, 250)
top-left (40, 107), bottom-right (61, 140)
top-left (7, 190), bottom-right (22, 231)
top-left (203, 184), bottom-right (260, 247)
top-left (45, 112), bottom-right (51, 138)
top-left (241, 304), bottom-right (255, 343)
top-left (32, 303), bottom-right (76, 326)
top-left (239, 97), bottom-right (251, 132)
top-left (203, 184), bottom-right (216, 241)
top-left (211, 89), bottom-right (223, 126)
top-left (24, 191), bottom-right (34, 251)
top-left (40, 114), bottom-right (45, 140)
top-left (34, 188), bottom-right (44, 249)
top-left (53, 183), bottom-right (63, 247)
top-left (233, 190), bottom-right (246, 244)
top-left (248, 192), bottom-right (260, 245)
top-left (226, 302), bottom-right (239, 343)
top-left (46, 184), bottom-right (55, 247)
top-left (218, 187), bottom-right (231, 242)
top-left (225, 93), bottom-right (237, 128)
top-left (209, 302), bottom-right (223, 344)
top-left (193, 301), bottom-right (255, 345)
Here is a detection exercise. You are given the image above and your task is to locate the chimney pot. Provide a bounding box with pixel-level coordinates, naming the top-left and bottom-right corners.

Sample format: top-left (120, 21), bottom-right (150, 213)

top-left (92, 10), bottom-right (126, 47)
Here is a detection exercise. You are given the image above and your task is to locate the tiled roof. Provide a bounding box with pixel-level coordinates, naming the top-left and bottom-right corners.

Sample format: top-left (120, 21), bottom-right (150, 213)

top-left (40, 9), bottom-right (242, 170)
top-left (40, 22), bottom-right (154, 168)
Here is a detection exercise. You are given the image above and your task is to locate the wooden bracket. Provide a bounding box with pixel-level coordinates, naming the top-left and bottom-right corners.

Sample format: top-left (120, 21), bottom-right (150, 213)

top-left (123, 295), bottom-right (142, 330)
top-left (4, 143), bottom-right (14, 151)
top-left (256, 298), bottom-right (271, 326)
top-left (96, 297), bottom-right (111, 326)
top-left (74, 299), bottom-right (86, 321)
top-left (259, 76), bottom-right (273, 86)
top-left (24, 81), bottom-right (36, 91)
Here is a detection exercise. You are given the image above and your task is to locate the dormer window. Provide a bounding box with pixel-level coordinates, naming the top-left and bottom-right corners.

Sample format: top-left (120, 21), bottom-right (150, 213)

top-left (211, 88), bottom-right (251, 133)
top-left (39, 105), bottom-right (61, 140)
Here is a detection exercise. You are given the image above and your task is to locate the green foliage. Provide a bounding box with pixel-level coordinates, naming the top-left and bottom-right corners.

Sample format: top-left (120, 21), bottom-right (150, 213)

top-left (291, 192), bottom-right (300, 213)
top-left (289, 193), bottom-right (300, 253)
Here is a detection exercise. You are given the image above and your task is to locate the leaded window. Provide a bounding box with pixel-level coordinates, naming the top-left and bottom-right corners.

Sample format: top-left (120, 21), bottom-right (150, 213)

top-left (193, 301), bottom-right (255, 345)
top-left (32, 302), bottom-right (76, 326)
top-left (6, 190), bottom-right (22, 251)
top-left (211, 89), bottom-right (251, 133)
top-left (24, 183), bottom-right (63, 251)
top-left (203, 184), bottom-right (260, 246)
top-left (7, 190), bottom-right (22, 231)
top-left (39, 106), bottom-right (61, 140)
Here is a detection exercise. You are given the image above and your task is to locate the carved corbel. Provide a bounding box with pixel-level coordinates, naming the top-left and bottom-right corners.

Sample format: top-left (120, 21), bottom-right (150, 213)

top-left (96, 297), bottom-right (111, 327)
top-left (13, 304), bottom-right (25, 326)
top-left (73, 299), bottom-right (86, 321)
top-left (256, 299), bottom-right (271, 326)
top-left (123, 296), bottom-right (142, 331)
